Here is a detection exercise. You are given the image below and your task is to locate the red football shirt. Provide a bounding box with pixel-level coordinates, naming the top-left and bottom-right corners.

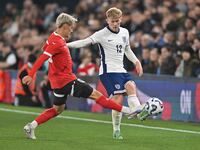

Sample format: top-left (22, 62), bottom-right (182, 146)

top-left (43, 32), bottom-right (76, 89)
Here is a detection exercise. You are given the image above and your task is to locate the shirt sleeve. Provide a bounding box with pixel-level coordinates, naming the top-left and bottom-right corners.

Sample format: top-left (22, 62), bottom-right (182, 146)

top-left (19, 69), bottom-right (28, 80)
top-left (67, 38), bottom-right (93, 49)
top-left (124, 29), bottom-right (138, 64)
top-left (89, 31), bottom-right (102, 44)
top-left (29, 54), bottom-right (49, 77)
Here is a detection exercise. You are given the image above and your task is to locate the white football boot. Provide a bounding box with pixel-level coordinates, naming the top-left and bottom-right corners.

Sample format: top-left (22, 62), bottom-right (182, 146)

top-left (23, 123), bottom-right (36, 139)
top-left (127, 105), bottom-right (143, 119)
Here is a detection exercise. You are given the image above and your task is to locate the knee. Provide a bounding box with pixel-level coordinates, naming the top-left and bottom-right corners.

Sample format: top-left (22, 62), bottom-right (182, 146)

top-left (112, 94), bottom-right (123, 104)
top-left (89, 89), bottom-right (102, 100)
top-left (53, 105), bottom-right (65, 114)
top-left (125, 81), bottom-right (136, 95)
top-left (125, 81), bottom-right (136, 90)
top-left (56, 107), bottom-right (64, 114)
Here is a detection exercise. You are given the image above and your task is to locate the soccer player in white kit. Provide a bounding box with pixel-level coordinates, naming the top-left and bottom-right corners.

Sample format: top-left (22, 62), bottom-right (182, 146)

top-left (68, 7), bottom-right (148, 139)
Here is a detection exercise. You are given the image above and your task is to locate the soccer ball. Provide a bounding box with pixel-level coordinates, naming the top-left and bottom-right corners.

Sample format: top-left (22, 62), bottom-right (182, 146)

top-left (144, 97), bottom-right (164, 115)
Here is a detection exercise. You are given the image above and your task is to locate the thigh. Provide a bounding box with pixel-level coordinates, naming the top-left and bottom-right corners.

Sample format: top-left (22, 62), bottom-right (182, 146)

top-left (99, 73), bottom-right (115, 96)
top-left (72, 79), bottom-right (93, 98)
top-left (123, 73), bottom-right (134, 84)
top-left (53, 81), bottom-right (74, 106)
top-left (52, 93), bottom-right (68, 106)
top-left (100, 73), bottom-right (128, 97)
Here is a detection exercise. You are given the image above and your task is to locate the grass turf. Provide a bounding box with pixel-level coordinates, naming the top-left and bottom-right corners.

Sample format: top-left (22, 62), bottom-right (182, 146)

top-left (0, 104), bottom-right (200, 150)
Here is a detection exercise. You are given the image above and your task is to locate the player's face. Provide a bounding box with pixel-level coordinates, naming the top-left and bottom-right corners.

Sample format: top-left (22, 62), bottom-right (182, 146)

top-left (63, 24), bottom-right (75, 40)
top-left (106, 16), bottom-right (121, 32)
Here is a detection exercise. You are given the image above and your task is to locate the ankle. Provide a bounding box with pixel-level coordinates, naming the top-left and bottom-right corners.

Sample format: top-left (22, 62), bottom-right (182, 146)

top-left (30, 120), bottom-right (38, 129)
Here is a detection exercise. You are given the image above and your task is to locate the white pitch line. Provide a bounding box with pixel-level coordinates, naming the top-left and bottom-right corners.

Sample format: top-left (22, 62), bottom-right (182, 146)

top-left (0, 107), bottom-right (200, 135)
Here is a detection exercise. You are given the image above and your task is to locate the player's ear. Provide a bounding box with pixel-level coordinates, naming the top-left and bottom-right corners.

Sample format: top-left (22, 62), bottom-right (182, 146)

top-left (106, 18), bottom-right (109, 24)
top-left (119, 16), bottom-right (122, 21)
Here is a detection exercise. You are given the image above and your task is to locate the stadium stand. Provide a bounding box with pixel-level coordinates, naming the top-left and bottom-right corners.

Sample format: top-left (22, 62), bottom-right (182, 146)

top-left (0, 0), bottom-right (199, 77)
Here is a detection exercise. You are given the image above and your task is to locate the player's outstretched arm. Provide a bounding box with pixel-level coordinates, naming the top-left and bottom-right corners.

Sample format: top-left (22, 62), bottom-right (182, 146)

top-left (22, 54), bottom-right (49, 85)
top-left (125, 45), bottom-right (143, 76)
top-left (28, 54), bottom-right (49, 77)
top-left (67, 37), bottom-right (93, 49)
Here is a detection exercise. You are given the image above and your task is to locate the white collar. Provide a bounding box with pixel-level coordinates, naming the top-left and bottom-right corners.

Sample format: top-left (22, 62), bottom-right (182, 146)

top-left (53, 32), bottom-right (65, 41)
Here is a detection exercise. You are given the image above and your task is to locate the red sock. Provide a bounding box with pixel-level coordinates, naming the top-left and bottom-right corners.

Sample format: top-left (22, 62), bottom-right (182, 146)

top-left (96, 95), bottom-right (122, 112)
top-left (35, 108), bottom-right (58, 125)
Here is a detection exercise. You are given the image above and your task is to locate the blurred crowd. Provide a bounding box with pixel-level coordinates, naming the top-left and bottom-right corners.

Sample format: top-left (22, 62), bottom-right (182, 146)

top-left (0, 0), bottom-right (200, 78)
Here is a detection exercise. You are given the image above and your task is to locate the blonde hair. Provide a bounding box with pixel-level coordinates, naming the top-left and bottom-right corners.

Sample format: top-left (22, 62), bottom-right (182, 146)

top-left (56, 13), bottom-right (77, 28)
top-left (106, 7), bottom-right (122, 18)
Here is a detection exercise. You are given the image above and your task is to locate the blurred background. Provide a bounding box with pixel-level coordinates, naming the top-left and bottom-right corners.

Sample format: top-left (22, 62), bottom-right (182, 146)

top-left (0, 0), bottom-right (200, 123)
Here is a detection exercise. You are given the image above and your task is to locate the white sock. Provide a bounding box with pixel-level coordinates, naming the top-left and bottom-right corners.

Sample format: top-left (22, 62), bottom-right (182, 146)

top-left (121, 106), bottom-right (132, 113)
top-left (127, 95), bottom-right (141, 110)
top-left (30, 120), bottom-right (38, 129)
top-left (112, 110), bottom-right (122, 132)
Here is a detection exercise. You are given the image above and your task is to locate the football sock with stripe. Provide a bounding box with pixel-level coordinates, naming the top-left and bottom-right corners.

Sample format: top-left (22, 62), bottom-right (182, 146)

top-left (96, 95), bottom-right (131, 114)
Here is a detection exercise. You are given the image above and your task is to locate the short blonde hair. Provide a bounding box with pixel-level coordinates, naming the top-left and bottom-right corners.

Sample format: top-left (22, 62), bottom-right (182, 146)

top-left (56, 13), bottom-right (77, 28)
top-left (106, 7), bottom-right (122, 18)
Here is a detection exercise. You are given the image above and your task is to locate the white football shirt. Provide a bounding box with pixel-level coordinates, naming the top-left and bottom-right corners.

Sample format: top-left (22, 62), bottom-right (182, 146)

top-left (89, 26), bottom-right (130, 75)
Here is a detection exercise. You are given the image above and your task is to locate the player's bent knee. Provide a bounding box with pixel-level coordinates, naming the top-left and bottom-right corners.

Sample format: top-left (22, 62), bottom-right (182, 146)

top-left (89, 89), bottom-right (102, 100)
top-left (56, 108), bottom-right (64, 114)
top-left (125, 81), bottom-right (137, 95)
top-left (53, 104), bottom-right (65, 114)
top-left (125, 81), bottom-right (136, 90)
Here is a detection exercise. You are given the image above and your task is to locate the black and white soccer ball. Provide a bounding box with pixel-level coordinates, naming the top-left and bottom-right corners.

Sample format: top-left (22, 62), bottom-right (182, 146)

top-left (144, 97), bottom-right (164, 115)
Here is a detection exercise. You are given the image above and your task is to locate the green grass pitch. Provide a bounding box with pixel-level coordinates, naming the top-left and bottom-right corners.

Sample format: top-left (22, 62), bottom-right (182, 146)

top-left (0, 103), bottom-right (200, 150)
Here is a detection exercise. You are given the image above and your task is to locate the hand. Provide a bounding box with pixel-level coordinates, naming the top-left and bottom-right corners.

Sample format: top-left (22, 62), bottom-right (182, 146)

top-left (135, 61), bottom-right (143, 76)
top-left (22, 76), bottom-right (32, 85)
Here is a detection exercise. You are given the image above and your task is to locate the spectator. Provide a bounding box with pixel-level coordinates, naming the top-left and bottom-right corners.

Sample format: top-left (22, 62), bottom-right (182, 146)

top-left (39, 74), bottom-right (52, 108)
top-left (176, 31), bottom-right (187, 54)
top-left (141, 48), bottom-right (150, 73)
top-left (195, 49), bottom-right (200, 78)
top-left (175, 46), bottom-right (199, 77)
top-left (151, 25), bottom-right (165, 49)
top-left (0, 0), bottom-right (199, 78)
top-left (162, 32), bottom-right (177, 52)
top-left (145, 48), bottom-right (159, 74)
top-left (0, 43), bottom-right (18, 69)
top-left (14, 54), bottom-right (41, 106)
top-left (77, 49), bottom-right (98, 76)
top-left (159, 46), bottom-right (176, 75)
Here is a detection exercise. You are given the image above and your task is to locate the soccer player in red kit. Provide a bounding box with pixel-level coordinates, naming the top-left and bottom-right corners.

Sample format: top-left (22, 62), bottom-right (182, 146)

top-left (23, 13), bottom-right (136, 140)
